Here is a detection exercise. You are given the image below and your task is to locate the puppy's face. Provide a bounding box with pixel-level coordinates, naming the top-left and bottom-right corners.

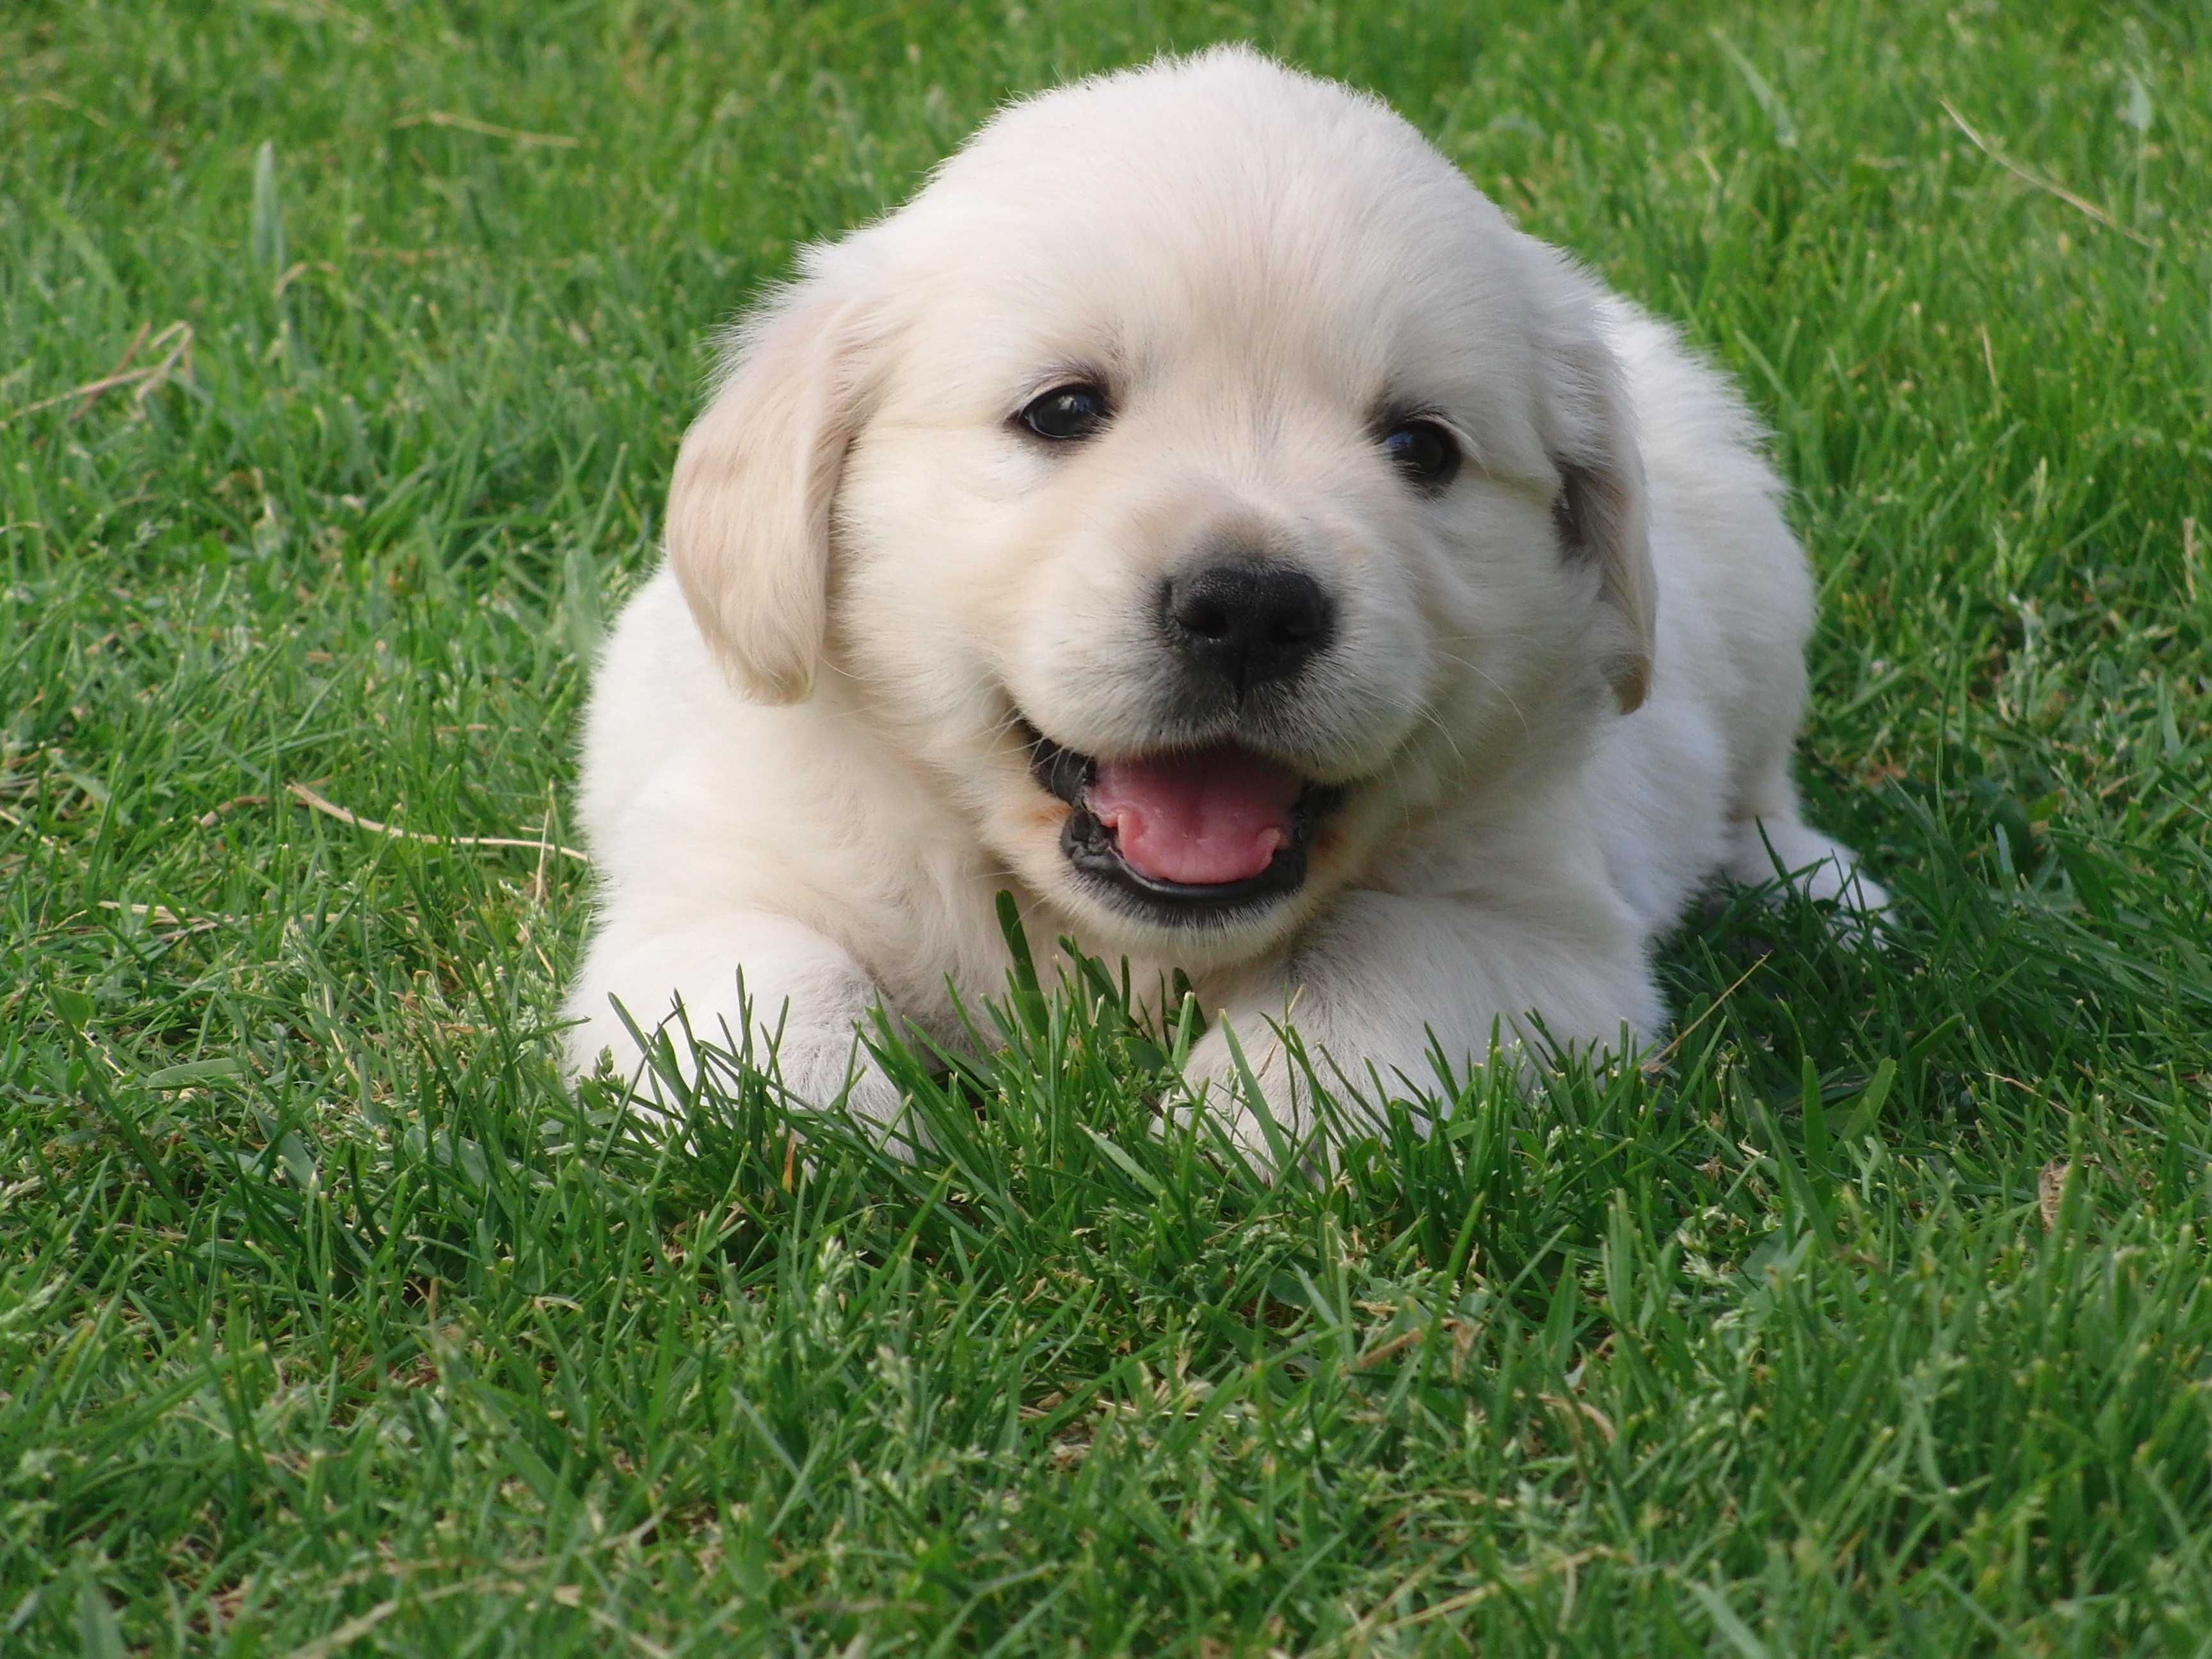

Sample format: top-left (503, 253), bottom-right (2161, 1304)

top-left (668, 51), bottom-right (1655, 970)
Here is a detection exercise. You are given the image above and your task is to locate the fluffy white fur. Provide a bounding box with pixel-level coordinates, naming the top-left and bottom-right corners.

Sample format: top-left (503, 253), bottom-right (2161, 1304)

top-left (563, 47), bottom-right (1884, 1154)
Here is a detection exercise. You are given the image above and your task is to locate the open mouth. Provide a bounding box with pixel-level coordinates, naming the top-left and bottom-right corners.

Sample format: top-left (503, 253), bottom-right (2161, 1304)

top-left (1019, 720), bottom-right (1342, 922)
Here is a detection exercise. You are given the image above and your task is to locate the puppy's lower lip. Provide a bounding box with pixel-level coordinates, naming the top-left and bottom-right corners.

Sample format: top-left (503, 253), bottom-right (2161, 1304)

top-left (1017, 714), bottom-right (1343, 922)
top-left (1019, 719), bottom-right (1093, 806)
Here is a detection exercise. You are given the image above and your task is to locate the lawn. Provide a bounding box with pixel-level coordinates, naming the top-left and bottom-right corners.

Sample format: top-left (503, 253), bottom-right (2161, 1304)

top-left (4, 0), bottom-right (2209, 1651)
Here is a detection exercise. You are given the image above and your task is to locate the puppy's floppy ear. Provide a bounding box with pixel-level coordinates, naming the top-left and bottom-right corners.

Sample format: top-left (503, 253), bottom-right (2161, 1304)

top-left (667, 271), bottom-right (878, 703)
top-left (1539, 284), bottom-right (1658, 715)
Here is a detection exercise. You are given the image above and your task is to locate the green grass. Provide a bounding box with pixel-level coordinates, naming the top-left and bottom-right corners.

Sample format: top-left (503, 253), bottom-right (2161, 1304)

top-left (4, 0), bottom-right (2209, 1651)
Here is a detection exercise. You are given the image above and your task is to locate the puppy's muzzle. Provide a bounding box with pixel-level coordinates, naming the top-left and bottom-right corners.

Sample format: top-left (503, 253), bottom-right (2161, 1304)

top-left (1013, 554), bottom-right (1352, 929)
top-left (1159, 558), bottom-right (1334, 695)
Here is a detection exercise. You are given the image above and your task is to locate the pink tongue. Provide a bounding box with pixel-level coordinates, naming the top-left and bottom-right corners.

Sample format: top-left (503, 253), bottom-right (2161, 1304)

top-left (1088, 746), bottom-right (1301, 886)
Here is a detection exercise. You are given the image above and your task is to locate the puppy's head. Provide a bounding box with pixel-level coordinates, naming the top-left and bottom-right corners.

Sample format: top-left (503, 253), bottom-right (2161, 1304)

top-left (668, 47), bottom-right (1655, 968)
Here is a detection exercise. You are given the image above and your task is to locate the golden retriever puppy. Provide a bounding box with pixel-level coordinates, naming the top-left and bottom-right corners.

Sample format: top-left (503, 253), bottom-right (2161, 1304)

top-left (563, 45), bottom-right (1884, 1154)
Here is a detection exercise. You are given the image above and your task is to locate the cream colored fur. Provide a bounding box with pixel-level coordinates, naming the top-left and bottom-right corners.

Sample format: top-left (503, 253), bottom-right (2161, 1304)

top-left (563, 47), bottom-right (1884, 1157)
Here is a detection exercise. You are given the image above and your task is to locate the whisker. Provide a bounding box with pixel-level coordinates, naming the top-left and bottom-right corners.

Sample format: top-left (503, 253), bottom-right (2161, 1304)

top-left (1423, 648), bottom-right (1532, 742)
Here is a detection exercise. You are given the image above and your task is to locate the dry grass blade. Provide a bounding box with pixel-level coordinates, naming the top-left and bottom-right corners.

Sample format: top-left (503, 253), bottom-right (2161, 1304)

top-left (2039, 1158), bottom-right (2072, 1228)
top-left (72, 322), bottom-right (148, 421)
top-left (390, 111), bottom-right (582, 147)
top-left (285, 781), bottom-right (589, 863)
top-left (1642, 952), bottom-right (1770, 1073)
top-left (94, 900), bottom-right (223, 936)
top-left (1940, 98), bottom-right (2154, 247)
top-left (2, 322), bottom-right (195, 425)
top-left (195, 794), bottom-right (269, 828)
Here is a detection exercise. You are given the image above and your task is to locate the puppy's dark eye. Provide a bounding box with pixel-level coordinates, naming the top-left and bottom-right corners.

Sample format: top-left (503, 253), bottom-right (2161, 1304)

top-left (1020, 383), bottom-right (1111, 441)
top-left (1382, 419), bottom-right (1461, 489)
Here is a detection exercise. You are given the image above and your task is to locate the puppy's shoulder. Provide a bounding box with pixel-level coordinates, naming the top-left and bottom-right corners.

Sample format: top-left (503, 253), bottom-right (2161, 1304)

top-left (574, 565), bottom-right (761, 835)
top-left (582, 565), bottom-right (728, 743)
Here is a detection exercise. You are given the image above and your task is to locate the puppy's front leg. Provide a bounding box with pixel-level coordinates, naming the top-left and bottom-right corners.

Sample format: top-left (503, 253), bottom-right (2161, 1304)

top-left (563, 910), bottom-right (910, 1138)
top-left (1180, 890), bottom-right (1663, 1164)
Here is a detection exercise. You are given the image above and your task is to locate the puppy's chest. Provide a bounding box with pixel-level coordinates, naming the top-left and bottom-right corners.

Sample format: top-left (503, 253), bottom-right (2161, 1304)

top-left (853, 863), bottom-right (1033, 1029)
top-left (862, 870), bottom-right (1206, 1049)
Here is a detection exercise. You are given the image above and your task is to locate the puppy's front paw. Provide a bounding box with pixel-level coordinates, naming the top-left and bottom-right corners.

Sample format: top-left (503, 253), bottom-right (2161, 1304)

top-left (1726, 817), bottom-right (1890, 927)
top-left (733, 1020), bottom-right (928, 1158)
top-left (598, 1007), bottom-right (922, 1157)
top-left (1174, 1026), bottom-right (1292, 1166)
top-left (1171, 1012), bottom-right (1364, 1173)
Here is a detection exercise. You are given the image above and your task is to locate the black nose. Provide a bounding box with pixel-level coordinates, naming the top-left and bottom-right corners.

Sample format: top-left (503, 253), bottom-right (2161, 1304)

top-left (1161, 561), bottom-right (1335, 693)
